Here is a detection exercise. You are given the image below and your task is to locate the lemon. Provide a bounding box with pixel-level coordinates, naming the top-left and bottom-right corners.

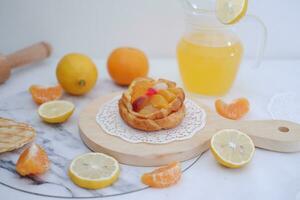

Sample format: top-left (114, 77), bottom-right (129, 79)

top-left (210, 129), bottom-right (255, 168)
top-left (216, 0), bottom-right (248, 24)
top-left (56, 53), bottom-right (98, 95)
top-left (38, 100), bottom-right (75, 123)
top-left (68, 153), bottom-right (120, 189)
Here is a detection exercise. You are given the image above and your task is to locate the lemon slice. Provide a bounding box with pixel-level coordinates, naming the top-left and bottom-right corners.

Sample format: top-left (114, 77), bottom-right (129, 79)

top-left (216, 0), bottom-right (248, 24)
top-left (68, 153), bottom-right (120, 189)
top-left (38, 100), bottom-right (75, 123)
top-left (210, 129), bottom-right (255, 168)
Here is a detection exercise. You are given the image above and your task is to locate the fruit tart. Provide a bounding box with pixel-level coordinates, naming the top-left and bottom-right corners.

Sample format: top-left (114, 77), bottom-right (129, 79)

top-left (118, 77), bottom-right (185, 131)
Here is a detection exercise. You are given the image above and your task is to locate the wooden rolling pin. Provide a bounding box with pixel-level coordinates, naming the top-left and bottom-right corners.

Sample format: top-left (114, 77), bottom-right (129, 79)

top-left (0, 42), bottom-right (52, 84)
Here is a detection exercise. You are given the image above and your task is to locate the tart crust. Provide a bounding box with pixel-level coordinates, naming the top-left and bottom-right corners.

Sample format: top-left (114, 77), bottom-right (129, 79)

top-left (118, 77), bottom-right (186, 131)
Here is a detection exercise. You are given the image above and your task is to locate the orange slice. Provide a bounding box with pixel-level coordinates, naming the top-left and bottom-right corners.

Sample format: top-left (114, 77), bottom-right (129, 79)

top-left (16, 144), bottom-right (50, 176)
top-left (29, 84), bottom-right (63, 105)
top-left (141, 161), bottom-right (181, 188)
top-left (215, 98), bottom-right (249, 120)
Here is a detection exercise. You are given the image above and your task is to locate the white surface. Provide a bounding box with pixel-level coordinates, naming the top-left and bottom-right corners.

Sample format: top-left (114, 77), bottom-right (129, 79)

top-left (0, 58), bottom-right (300, 200)
top-left (0, 0), bottom-right (300, 59)
top-left (268, 92), bottom-right (300, 124)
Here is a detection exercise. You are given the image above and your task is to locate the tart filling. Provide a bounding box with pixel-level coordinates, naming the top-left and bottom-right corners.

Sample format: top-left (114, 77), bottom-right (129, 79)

top-left (118, 77), bottom-right (186, 131)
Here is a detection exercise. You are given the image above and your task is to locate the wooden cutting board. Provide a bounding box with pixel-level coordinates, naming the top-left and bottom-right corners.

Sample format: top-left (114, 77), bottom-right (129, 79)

top-left (78, 93), bottom-right (300, 166)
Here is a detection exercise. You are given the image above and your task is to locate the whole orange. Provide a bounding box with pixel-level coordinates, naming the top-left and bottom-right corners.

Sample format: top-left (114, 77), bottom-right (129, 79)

top-left (107, 47), bottom-right (149, 86)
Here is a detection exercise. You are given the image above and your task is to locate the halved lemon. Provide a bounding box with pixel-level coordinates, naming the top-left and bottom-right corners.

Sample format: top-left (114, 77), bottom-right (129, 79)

top-left (68, 153), bottom-right (120, 189)
top-left (210, 129), bottom-right (255, 168)
top-left (38, 100), bottom-right (75, 123)
top-left (216, 0), bottom-right (248, 24)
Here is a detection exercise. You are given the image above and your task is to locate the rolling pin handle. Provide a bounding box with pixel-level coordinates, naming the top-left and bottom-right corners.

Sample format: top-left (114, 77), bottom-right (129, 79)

top-left (6, 41), bottom-right (52, 69)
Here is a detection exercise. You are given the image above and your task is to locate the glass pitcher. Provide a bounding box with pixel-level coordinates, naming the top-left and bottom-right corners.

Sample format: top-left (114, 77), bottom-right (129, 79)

top-left (176, 0), bottom-right (267, 96)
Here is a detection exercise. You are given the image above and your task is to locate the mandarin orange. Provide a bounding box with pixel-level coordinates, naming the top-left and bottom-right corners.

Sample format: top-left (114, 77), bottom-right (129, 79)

top-left (16, 144), bottom-right (50, 176)
top-left (107, 47), bottom-right (149, 86)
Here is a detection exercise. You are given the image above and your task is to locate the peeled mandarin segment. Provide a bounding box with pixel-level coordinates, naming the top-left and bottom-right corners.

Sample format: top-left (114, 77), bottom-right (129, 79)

top-left (16, 144), bottom-right (50, 176)
top-left (29, 85), bottom-right (63, 105)
top-left (141, 162), bottom-right (181, 188)
top-left (215, 98), bottom-right (249, 120)
top-left (150, 94), bottom-right (169, 109)
top-left (158, 89), bottom-right (176, 102)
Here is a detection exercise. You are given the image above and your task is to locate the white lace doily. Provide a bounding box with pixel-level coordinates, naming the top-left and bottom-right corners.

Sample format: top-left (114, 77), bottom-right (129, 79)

top-left (268, 92), bottom-right (300, 124)
top-left (96, 96), bottom-right (206, 144)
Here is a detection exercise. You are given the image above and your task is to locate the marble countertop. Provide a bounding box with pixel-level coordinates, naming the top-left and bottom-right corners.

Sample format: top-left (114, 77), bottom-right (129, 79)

top-left (0, 58), bottom-right (300, 200)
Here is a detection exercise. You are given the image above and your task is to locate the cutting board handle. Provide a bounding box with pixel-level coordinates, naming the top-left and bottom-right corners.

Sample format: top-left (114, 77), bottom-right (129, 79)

top-left (6, 41), bottom-right (52, 69)
top-left (233, 120), bottom-right (300, 152)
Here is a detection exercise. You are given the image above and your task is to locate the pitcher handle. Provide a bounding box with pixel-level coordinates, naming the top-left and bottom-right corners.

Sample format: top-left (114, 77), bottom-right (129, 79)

top-left (245, 15), bottom-right (268, 68)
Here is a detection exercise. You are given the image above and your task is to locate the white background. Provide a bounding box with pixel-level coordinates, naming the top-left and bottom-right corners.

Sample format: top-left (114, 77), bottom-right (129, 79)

top-left (0, 0), bottom-right (299, 59)
top-left (0, 1), bottom-right (300, 200)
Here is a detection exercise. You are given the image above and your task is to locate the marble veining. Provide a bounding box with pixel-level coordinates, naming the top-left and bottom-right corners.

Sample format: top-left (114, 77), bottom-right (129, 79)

top-left (0, 80), bottom-right (200, 198)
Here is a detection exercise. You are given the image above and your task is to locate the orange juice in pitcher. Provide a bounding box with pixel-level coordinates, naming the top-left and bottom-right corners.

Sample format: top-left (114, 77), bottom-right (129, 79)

top-left (177, 31), bottom-right (243, 96)
top-left (177, 0), bottom-right (267, 96)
